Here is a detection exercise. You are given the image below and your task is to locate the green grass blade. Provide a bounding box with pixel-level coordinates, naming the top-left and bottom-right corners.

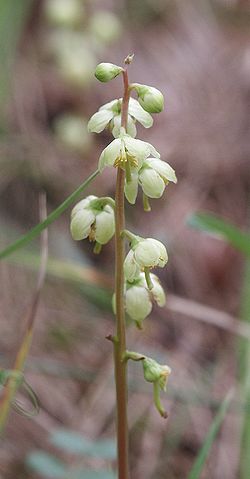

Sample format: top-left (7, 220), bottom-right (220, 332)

top-left (239, 259), bottom-right (250, 479)
top-left (188, 213), bottom-right (250, 257)
top-left (0, 169), bottom-right (99, 260)
top-left (187, 390), bottom-right (233, 479)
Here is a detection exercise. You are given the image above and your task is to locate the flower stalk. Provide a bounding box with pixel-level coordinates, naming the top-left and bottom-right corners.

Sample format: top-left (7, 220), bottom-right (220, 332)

top-left (114, 66), bottom-right (130, 479)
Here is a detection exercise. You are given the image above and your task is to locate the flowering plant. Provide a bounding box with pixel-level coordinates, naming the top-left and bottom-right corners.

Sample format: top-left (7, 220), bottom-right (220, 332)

top-left (70, 56), bottom-right (177, 478)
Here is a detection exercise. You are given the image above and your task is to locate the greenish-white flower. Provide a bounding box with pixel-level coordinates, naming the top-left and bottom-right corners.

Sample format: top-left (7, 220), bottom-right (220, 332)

top-left (125, 158), bottom-right (177, 204)
top-left (70, 196), bottom-right (115, 245)
top-left (143, 357), bottom-right (171, 391)
top-left (98, 128), bottom-right (160, 172)
top-left (95, 63), bottom-right (123, 83)
top-left (123, 273), bottom-right (166, 327)
top-left (133, 83), bottom-right (164, 113)
top-left (88, 97), bottom-right (153, 137)
top-left (124, 237), bottom-right (168, 283)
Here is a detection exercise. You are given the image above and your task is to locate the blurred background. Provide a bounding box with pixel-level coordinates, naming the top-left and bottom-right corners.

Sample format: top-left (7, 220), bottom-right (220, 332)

top-left (0, 0), bottom-right (250, 478)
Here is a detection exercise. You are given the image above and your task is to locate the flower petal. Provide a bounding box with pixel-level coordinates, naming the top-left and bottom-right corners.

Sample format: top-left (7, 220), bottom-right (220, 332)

top-left (124, 170), bottom-right (139, 204)
top-left (71, 195), bottom-right (97, 219)
top-left (124, 136), bottom-right (158, 169)
top-left (88, 109), bottom-right (114, 133)
top-left (134, 239), bottom-right (161, 268)
top-left (111, 114), bottom-right (122, 138)
top-left (128, 98), bottom-right (153, 128)
top-left (124, 250), bottom-right (141, 282)
top-left (98, 138), bottom-right (121, 171)
top-left (70, 209), bottom-right (95, 240)
top-left (147, 239), bottom-right (168, 267)
top-left (139, 168), bottom-right (165, 198)
top-left (112, 115), bottom-right (136, 139)
top-left (99, 99), bottom-right (120, 112)
top-left (151, 274), bottom-right (166, 307)
top-left (95, 210), bottom-right (115, 244)
top-left (145, 158), bottom-right (177, 183)
top-left (127, 115), bottom-right (137, 138)
top-left (125, 285), bottom-right (152, 321)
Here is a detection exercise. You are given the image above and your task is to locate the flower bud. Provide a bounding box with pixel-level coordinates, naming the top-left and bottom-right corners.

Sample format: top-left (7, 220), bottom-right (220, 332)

top-left (133, 83), bottom-right (164, 113)
top-left (95, 63), bottom-right (123, 83)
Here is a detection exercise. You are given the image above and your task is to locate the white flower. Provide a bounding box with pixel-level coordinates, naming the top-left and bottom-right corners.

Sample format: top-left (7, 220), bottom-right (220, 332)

top-left (125, 158), bottom-right (177, 203)
top-left (133, 83), bottom-right (164, 113)
top-left (88, 97), bottom-right (153, 137)
top-left (124, 238), bottom-right (168, 282)
top-left (124, 273), bottom-right (166, 327)
top-left (126, 284), bottom-right (153, 324)
top-left (70, 196), bottom-right (115, 244)
top-left (98, 129), bottom-right (160, 172)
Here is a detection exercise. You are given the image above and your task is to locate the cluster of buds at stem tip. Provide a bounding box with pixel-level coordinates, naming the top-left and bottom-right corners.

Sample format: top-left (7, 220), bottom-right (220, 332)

top-left (70, 195), bottom-right (115, 253)
top-left (89, 61), bottom-right (177, 210)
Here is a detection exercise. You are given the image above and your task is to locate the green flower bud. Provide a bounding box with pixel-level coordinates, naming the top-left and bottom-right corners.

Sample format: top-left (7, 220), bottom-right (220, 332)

top-left (95, 63), bottom-right (123, 83)
top-left (70, 196), bottom-right (115, 245)
top-left (133, 83), bottom-right (164, 113)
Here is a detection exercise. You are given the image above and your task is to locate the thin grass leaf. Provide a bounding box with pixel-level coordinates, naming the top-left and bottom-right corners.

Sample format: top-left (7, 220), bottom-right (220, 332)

top-left (188, 213), bottom-right (250, 257)
top-left (187, 390), bottom-right (233, 479)
top-left (0, 169), bottom-right (99, 260)
top-left (239, 260), bottom-right (250, 479)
